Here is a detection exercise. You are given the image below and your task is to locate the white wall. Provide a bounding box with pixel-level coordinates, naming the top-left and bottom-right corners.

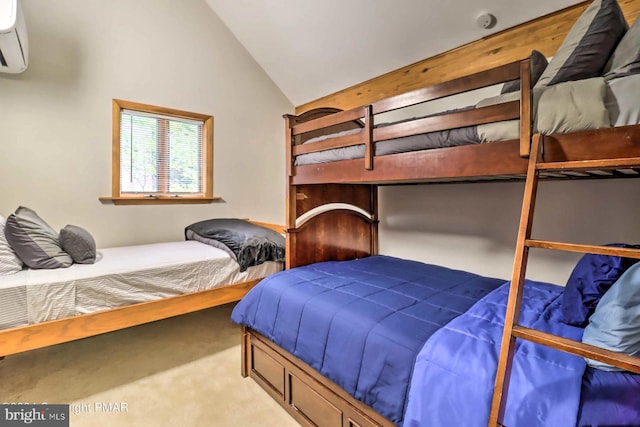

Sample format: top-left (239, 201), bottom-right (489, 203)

top-left (373, 61), bottom-right (640, 286)
top-left (0, 0), bottom-right (292, 248)
top-left (379, 179), bottom-right (640, 285)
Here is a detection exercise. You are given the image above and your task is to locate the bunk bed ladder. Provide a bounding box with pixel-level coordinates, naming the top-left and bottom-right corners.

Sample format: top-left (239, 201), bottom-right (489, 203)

top-left (488, 134), bottom-right (640, 427)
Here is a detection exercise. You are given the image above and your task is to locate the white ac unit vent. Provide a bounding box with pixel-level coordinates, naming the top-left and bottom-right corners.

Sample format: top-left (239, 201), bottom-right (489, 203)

top-left (0, 0), bottom-right (28, 74)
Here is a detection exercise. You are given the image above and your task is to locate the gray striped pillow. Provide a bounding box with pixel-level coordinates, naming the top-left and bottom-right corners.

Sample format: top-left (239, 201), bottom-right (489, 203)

top-left (535, 0), bottom-right (627, 88)
top-left (604, 16), bottom-right (640, 79)
top-left (4, 207), bottom-right (72, 269)
top-left (0, 215), bottom-right (23, 275)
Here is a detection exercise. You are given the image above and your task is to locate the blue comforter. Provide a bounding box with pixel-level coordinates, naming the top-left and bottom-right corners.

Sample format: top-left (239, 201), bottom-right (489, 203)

top-left (403, 279), bottom-right (640, 427)
top-left (230, 255), bottom-right (505, 424)
top-left (232, 256), bottom-right (640, 426)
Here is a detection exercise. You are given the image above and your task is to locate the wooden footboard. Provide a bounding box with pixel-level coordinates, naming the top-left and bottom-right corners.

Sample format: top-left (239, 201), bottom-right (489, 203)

top-left (241, 327), bottom-right (394, 427)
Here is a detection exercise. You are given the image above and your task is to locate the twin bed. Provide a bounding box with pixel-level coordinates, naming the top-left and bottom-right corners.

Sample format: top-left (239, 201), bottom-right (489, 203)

top-left (233, 1), bottom-right (640, 426)
top-left (0, 219), bottom-right (284, 358)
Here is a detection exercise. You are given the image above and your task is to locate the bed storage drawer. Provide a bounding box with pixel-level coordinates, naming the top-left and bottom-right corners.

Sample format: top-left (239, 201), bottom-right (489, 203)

top-left (245, 329), bottom-right (393, 427)
top-left (290, 373), bottom-right (342, 427)
top-left (251, 343), bottom-right (285, 397)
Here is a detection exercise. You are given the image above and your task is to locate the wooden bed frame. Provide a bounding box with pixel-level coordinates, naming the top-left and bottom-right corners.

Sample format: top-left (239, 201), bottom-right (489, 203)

top-left (237, 1), bottom-right (640, 424)
top-left (241, 27), bottom-right (640, 427)
top-left (286, 58), bottom-right (532, 187)
top-left (243, 127), bottom-right (640, 427)
top-left (0, 220), bottom-right (284, 359)
top-left (241, 327), bottom-right (394, 427)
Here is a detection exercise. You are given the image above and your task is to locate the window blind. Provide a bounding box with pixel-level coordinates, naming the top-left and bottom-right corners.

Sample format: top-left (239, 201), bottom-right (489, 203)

top-left (119, 109), bottom-right (204, 195)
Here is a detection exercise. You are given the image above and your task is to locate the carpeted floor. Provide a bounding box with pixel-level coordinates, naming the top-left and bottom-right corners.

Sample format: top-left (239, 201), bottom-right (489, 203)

top-left (0, 303), bottom-right (299, 426)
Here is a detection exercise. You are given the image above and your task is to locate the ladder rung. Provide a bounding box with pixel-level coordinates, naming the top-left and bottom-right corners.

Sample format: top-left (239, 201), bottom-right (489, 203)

top-left (525, 240), bottom-right (640, 259)
top-left (512, 325), bottom-right (640, 374)
top-left (537, 157), bottom-right (640, 172)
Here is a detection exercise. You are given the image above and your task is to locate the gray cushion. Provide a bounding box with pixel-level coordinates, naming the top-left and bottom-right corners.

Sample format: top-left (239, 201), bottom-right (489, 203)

top-left (185, 218), bottom-right (285, 272)
top-left (535, 0), bottom-right (627, 88)
top-left (59, 224), bottom-right (97, 264)
top-left (501, 50), bottom-right (549, 94)
top-left (536, 77), bottom-right (610, 134)
top-left (605, 73), bottom-right (640, 126)
top-left (477, 77), bottom-right (610, 141)
top-left (476, 91), bottom-right (522, 142)
top-left (603, 16), bottom-right (640, 79)
top-left (0, 215), bottom-right (23, 275)
top-left (4, 206), bottom-right (72, 269)
top-left (582, 262), bottom-right (640, 371)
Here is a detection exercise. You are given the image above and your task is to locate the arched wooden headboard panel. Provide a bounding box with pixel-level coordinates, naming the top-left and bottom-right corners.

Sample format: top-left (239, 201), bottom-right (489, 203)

top-left (287, 209), bottom-right (378, 269)
top-left (291, 184), bottom-right (375, 219)
top-left (286, 184), bottom-right (378, 269)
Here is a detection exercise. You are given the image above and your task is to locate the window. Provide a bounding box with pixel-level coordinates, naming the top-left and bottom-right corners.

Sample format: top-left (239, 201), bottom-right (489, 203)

top-left (102, 99), bottom-right (216, 205)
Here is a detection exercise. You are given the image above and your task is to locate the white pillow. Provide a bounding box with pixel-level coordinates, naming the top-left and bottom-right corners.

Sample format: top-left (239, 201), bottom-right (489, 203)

top-left (0, 215), bottom-right (23, 275)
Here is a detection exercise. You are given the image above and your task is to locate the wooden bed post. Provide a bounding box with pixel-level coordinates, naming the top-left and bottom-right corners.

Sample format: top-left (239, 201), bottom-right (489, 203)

top-left (241, 325), bottom-right (250, 377)
top-left (284, 113), bottom-right (297, 270)
top-left (364, 105), bottom-right (374, 170)
top-left (519, 57), bottom-right (532, 158)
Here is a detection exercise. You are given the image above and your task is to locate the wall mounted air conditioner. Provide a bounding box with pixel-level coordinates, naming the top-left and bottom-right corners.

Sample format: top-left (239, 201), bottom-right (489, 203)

top-left (0, 0), bottom-right (28, 74)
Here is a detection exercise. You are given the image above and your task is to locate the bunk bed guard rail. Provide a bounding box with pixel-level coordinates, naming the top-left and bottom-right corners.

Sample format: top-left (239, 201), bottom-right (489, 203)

top-left (284, 57), bottom-right (533, 177)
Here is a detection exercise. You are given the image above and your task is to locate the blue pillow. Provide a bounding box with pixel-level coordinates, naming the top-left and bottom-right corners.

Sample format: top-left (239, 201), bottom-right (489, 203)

top-left (562, 243), bottom-right (640, 326)
top-left (582, 262), bottom-right (640, 371)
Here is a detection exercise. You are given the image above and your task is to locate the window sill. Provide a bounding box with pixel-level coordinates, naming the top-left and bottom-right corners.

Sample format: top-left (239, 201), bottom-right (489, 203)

top-left (99, 196), bottom-right (222, 205)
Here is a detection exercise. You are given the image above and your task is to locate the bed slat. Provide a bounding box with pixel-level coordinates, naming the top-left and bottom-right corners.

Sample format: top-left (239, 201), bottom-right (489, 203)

top-left (370, 60), bottom-right (521, 114)
top-left (373, 101), bottom-right (519, 143)
top-left (512, 326), bottom-right (640, 374)
top-left (526, 240), bottom-right (640, 258)
top-left (293, 106), bottom-right (366, 136)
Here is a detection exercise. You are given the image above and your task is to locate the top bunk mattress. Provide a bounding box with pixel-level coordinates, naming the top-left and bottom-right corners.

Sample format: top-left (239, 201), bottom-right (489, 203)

top-left (295, 73), bottom-right (640, 167)
top-left (295, 123), bottom-right (480, 166)
top-left (0, 240), bottom-right (282, 330)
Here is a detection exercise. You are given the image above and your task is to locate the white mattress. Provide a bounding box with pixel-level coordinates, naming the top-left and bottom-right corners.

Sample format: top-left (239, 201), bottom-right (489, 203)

top-left (0, 241), bottom-right (282, 330)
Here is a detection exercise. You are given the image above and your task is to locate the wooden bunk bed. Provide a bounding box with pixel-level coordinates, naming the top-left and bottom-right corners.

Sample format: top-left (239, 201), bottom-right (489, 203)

top-left (239, 65), bottom-right (640, 425)
top-left (235, 1), bottom-right (640, 426)
top-left (0, 220), bottom-right (284, 359)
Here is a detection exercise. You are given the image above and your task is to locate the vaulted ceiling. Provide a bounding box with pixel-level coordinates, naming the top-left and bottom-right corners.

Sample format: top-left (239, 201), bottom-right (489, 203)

top-left (205, 0), bottom-right (584, 106)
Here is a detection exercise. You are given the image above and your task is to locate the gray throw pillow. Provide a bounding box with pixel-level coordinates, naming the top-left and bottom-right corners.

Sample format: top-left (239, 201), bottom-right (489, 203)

top-left (604, 73), bottom-right (640, 126)
top-left (4, 206), bottom-right (72, 269)
top-left (501, 50), bottom-right (548, 94)
top-left (536, 77), bottom-right (610, 135)
top-left (0, 215), bottom-right (23, 275)
top-left (603, 16), bottom-right (640, 80)
top-left (582, 262), bottom-right (640, 371)
top-left (60, 224), bottom-right (97, 264)
top-left (535, 0), bottom-right (627, 88)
